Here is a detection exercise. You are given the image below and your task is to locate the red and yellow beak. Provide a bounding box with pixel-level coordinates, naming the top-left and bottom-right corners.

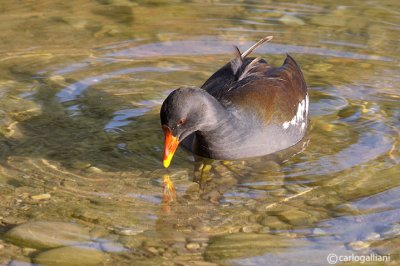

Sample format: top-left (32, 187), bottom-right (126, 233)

top-left (162, 126), bottom-right (180, 168)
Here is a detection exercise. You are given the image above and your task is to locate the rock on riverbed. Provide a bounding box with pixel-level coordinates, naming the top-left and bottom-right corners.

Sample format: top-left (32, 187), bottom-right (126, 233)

top-left (4, 221), bottom-right (91, 249)
top-left (34, 246), bottom-right (106, 266)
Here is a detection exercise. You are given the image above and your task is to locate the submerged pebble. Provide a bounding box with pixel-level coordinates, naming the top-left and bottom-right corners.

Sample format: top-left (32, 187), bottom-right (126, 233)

top-left (259, 226), bottom-right (270, 234)
top-left (86, 166), bottom-right (103, 173)
top-left (347, 240), bottom-right (370, 251)
top-left (363, 232), bottom-right (381, 242)
top-left (61, 179), bottom-right (78, 188)
top-left (31, 193), bottom-right (51, 200)
top-left (22, 247), bottom-right (36, 256)
top-left (146, 246), bottom-right (159, 255)
top-left (34, 246), bottom-right (106, 266)
top-left (276, 209), bottom-right (316, 226)
top-left (1, 216), bottom-right (26, 225)
top-left (240, 224), bottom-right (262, 233)
top-left (204, 233), bottom-right (304, 261)
top-left (261, 216), bottom-right (292, 230)
top-left (114, 227), bottom-right (144, 236)
top-left (278, 14), bottom-right (305, 26)
top-left (195, 225), bottom-right (212, 233)
top-left (4, 221), bottom-right (91, 249)
top-left (71, 161), bottom-right (91, 170)
top-left (186, 242), bottom-right (201, 251)
top-left (312, 228), bottom-right (326, 236)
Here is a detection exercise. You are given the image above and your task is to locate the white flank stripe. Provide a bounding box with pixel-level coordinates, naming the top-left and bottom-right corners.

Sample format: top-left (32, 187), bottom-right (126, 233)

top-left (282, 93), bottom-right (309, 130)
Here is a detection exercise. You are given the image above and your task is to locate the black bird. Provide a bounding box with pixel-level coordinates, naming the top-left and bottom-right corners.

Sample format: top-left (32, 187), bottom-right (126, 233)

top-left (160, 36), bottom-right (308, 168)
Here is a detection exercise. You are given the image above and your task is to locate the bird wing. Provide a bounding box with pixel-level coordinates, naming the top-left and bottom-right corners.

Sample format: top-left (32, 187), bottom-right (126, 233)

top-left (224, 54), bottom-right (308, 125)
top-left (201, 36), bottom-right (273, 100)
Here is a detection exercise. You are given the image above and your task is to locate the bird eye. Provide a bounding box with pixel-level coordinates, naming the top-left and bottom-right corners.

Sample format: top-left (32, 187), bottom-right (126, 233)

top-left (177, 118), bottom-right (186, 126)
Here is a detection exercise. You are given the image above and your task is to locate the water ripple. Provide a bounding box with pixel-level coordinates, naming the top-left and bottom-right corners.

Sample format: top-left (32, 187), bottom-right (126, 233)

top-left (105, 37), bottom-right (393, 61)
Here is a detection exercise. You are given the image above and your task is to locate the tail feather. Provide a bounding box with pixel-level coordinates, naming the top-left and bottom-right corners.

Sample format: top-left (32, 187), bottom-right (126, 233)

top-left (230, 46), bottom-right (243, 76)
top-left (241, 36), bottom-right (273, 58)
top-left (230, 36), bottom-right (273, 76)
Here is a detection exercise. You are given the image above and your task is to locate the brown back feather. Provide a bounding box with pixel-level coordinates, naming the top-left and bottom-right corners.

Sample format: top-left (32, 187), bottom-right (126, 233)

top-left (224, 54), bottom-right (307, 125)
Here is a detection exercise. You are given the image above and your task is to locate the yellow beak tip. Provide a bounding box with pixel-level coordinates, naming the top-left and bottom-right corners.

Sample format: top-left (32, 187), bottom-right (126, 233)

top-left (163, 159), bottom-right (171, 168)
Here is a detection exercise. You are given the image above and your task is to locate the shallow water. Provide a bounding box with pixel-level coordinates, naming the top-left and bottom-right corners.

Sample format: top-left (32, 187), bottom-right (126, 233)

top-left (0, 0), bottom-right (399, 265)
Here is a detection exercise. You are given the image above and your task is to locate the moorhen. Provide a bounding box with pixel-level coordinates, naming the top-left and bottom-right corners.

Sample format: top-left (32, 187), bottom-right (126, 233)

top-left (160, 36), bottom-right (308, 168)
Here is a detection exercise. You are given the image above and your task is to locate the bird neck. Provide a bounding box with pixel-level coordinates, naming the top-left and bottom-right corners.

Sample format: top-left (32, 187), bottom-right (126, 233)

top-left (194, 90), bottom-right (231, 132)
top-left (193, 95), bottom-right (250, 157)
